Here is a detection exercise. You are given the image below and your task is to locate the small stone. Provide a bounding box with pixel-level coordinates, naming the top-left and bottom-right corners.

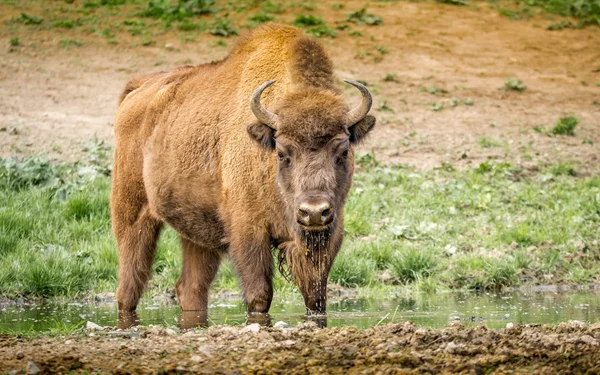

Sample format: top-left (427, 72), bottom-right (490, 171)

top-left (197, 345), bottom-right (213, 357)
top-left (506, 322), bottom-right (514, 329)
top-left (568, 320), bottom-right (586, 329)
top-left (240, 323), bottom-right (260, 334)
top-left (273, 321), bottom-right (289, 329)
top-left (165, 43), bottom-right (175, 50)
top-left (26, 361), bottom-right (41, 375)
top-left (64, 340), bottom-right (73, 345)
top-left (281, 340), bottom-right (295, 347)
top-left (165, 328), bottom-right (177, 336)
top-left (86, 321), bottom-right (103, 331)
top-left (16, 351), bottom-right (24, 359)
top-left (190, 355), bottom-right (203, 362)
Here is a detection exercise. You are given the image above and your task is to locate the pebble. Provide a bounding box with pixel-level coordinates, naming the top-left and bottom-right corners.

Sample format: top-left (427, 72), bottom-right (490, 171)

top-left (86, 321), bottom-right (104, 331)
top-left (165, 328), bottom-right (177, 336)
top-left (16, 351), bottom-right (24, 359)
top-left (64, 340), bottom-right (73, 345)
top-left (190, 355), bottom-right (203, 362)
top-left (273, 321), bottom-right (289, 329)
top-left (26, 361), bottom-right (41, 375)
top-left (240, 323), bottom-right (260, 334)
top-left (197, 345), bottom-right (213, 357)
top-left (506, 323), bottom-right (514, 329)
top-left (165, 43), bottom-right (175, 50)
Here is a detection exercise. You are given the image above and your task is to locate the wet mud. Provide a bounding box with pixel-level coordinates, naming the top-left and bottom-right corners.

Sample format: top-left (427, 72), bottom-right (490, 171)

top-left (2, 320), bottom-right (600, 374)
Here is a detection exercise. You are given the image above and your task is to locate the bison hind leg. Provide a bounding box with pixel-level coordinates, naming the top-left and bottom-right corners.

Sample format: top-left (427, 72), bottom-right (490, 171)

top-left (114, 205), bottom-right (163, 312)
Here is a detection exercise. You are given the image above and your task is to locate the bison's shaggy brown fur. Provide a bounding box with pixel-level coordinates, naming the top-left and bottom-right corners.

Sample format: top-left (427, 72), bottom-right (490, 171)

top-left (111, 24), bottom-right (375, 316)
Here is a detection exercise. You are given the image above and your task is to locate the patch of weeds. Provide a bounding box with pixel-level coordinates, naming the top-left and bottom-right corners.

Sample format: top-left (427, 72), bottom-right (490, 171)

top-left (9, 37), bottom-right (21, 47)
top-left (292, 15), bottom-right (335, 38)
top-left (449, 98), bottom-right (474, 107)
top-left (503, 77), bottom-right (526, 91)
top-left (331, 3), bottom-right (345, 9)
top-left (140, 0), bottom-right (215, 22)
top-left (209, 17), bottom-right (237, 37)
top-left (142, 39), bottom-right (156, 46)
top-left (582, 137), bottom-right (593, 145)
top-left (292, 14), bottom-right (325, 27)
top-left (348, 29), bottom-right (363, 36)
top-left (378, 100), bottom-right (394, 112)
top-left (290, 1), bottom-right (316, 11)
top-left (305, 25), bottom-right (337, 38)
top-left (478, 137), bottom-right (501, 148)
top-left (500, 7), bottom-right (534, 20)
top-left (532, 125), bottom-right (549, 135)
top-left (436, 0), bottom-right (468, 5)
top-left (518, 0), bottom-right (600, 29)
top-left (261, 1), bottom-right (285, 14)
top-left (420, 86), bottom-right (448, 95)
top-left (177, 20), bottom-right (202, 31)
top-left (15, 13), bottom-right (43, 25)
top-left (383, 73), bottom-right (398, 82)
top-left (552, 115), bottom-right (578, 136)
top-left (248, 12), bottom-right (275, 26)
top-left (549, 162), bottom-right (576, 176)
top-left (391, 248), bottom-right (437, 284)
top-left (376, 46), bottom-right (388, 55)
top-left (330, 247), bottom-right (375, 287)
top-left (346, 8), bottom-right (383, 26)
top-left (429, 102), bottom-right (444, 111)
top-left (95, 28), bottom-right (115, 40)
top-left (59, 39), bottom-right (83, 49)
top-left (213, 40), bottom-right (227, 47)
top-left (52, 20), bottom-right (79, 29)
top-left (547, 20), bottom-right (575, 30)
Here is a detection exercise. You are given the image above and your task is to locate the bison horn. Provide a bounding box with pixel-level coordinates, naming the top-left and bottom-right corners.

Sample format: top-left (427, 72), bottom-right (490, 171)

top-left (250, 80), bottom-right (279, 129)
top-left (344, 80), bottom-right (373, 126)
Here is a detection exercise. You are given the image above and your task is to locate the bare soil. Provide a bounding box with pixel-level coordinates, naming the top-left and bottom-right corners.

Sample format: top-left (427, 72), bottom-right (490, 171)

top-left (1, 0), bottom-right (599, 171)
top-left (2, 321), bottom-right (600, 374)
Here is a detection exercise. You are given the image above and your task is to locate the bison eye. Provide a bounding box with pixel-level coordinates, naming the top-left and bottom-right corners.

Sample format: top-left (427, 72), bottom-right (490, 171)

top-left (337, 149), bottom-right (349, 165)
top-left (277, 151), bottom-right (285, 161)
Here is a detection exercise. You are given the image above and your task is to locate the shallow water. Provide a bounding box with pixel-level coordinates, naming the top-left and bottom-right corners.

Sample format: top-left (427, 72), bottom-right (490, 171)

top-left (2, 288), bottom-right (600, 333)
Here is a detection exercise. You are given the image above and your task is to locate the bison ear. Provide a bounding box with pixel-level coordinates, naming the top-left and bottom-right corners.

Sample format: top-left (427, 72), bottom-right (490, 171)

top-left (348, 115), bottom-right (376, 144)
top-left (247, 121), bottom-right (276, 150)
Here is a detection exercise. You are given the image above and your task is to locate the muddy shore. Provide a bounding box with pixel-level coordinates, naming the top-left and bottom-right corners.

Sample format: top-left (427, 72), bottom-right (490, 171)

top-left (2, 321), bottom-right (600, 374)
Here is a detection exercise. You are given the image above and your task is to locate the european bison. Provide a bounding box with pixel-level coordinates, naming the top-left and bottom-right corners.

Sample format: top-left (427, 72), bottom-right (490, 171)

top-left (111, 24), bottom-right (375, 317)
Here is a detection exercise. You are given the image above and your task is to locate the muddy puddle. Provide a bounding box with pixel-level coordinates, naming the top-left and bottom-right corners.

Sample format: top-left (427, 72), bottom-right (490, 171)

top-left (2, 288), bottom-right (600, 333)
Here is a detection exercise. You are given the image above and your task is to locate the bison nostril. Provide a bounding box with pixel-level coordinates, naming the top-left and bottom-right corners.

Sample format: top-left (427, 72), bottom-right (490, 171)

top-left (298, 209), bottom-right (310, 219)
top-left (321, 208), bottom-right (331, 219)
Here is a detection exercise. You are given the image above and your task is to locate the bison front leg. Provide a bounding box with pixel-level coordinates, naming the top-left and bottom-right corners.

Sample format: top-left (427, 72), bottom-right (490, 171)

top-left (229, 232), bottom-right (273, 314)
top-left (176, 237), bottom-right (223, 311)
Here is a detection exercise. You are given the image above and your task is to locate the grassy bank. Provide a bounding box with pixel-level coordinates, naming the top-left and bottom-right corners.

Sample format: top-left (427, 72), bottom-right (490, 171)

top-left (1, 148), bottom-right (599, 299)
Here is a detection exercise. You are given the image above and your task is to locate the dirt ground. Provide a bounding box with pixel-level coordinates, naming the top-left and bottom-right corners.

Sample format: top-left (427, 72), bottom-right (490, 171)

top-left (1, 321), bottom-right (600, 374)
top-left (1, 0), bottom-right (599, 171)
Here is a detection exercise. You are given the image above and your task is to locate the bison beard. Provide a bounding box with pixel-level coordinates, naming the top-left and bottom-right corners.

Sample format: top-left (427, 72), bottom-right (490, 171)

top-left (111, 24), bottom-right (375, 324)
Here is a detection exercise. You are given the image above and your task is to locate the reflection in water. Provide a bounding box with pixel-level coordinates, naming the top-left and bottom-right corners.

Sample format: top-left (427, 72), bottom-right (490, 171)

top-left (178, 310), bottom-right (208, 330)
top-left (117, 310), bottom-right (139, 330)
top-left (2, 289), bottom-right (600, 333)
top-left (246, 313), bottom-right (272, 327)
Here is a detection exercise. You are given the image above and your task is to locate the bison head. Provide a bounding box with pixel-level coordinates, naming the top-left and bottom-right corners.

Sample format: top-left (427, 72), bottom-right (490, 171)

top-left (247, 80), bottom-right (375, 243)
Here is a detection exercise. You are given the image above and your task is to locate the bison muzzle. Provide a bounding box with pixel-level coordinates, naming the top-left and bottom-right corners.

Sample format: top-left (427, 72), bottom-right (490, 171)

top-left (111, 24), bottom-right (375, 320)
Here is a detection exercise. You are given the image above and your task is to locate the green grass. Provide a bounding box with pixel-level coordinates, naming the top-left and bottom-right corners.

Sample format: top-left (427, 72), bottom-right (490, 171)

top-left (1, 148), bottom-right (599, 299)
top-left (503, 77), bottom-right (526, 91)
top-left (552, 115), bottom-right (578, 136)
